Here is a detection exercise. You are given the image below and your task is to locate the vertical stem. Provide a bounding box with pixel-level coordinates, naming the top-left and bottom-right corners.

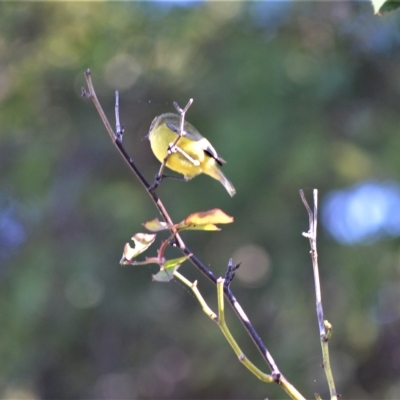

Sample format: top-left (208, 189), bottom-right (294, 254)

top-left (300, 189), bottom-right (338, 400)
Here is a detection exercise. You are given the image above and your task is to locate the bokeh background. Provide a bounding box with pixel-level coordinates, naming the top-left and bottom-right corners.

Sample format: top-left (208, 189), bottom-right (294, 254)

top-left (1, 1), bottom-right (400, 399)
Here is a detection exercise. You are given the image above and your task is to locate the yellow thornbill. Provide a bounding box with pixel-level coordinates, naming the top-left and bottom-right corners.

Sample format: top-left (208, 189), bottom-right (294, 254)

top-left (146, 113), bottom-right (236, 197)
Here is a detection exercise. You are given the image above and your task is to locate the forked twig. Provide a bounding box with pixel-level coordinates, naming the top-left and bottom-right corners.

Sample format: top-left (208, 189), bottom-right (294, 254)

top-left (174, 270), bottom-right (274, 383)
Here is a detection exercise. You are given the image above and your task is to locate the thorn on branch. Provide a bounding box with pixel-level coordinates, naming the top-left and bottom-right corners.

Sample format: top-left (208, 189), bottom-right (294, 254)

top-left (323, 320), bottom-right (333, 341)
top-left (271, 371), bottom-right (281, 383)
top-left (81, 87), bottom-right (92, 98)
top-left (116, 127), bottom-right (124, 144)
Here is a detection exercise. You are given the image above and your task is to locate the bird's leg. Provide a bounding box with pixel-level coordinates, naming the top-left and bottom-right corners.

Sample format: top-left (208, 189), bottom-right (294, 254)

top-left (151, 142), bottom-right (178, 191)
top-left (162, 174), bottom-right (191, 181)
top-left (168, 143), bottom-right (200, 166)
top-left (149, 173), bottom-right (191, 192)
top-left (150, 137), bottom-right (198, 193)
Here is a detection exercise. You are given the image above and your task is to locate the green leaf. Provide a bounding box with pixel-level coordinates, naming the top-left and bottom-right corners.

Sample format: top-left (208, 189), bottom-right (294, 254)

top-left (372, 0), bottom-right (400, 14)
top-left (177, 208), bottom-right (234, 231)
top-left (142, 218), bottom-right (171, 232)
top-left (152, 255), bottom-right (191, 282)
top-left (143, 209), bottom-right (234, 234)
top-left (163, 255), bottom-right (190, 269)
top-left (179, 223), bottom-right (221, 231)
top-left (152, 269), bottom-right (175, 282)
top-left (185, 208), bottom-right (234, 225)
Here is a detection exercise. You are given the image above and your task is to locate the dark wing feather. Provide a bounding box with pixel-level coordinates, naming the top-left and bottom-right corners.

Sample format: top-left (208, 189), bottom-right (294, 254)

top-left (204, 147), bottom-right (226, 166)
top-left (164, 113), bottom-right (226, 166)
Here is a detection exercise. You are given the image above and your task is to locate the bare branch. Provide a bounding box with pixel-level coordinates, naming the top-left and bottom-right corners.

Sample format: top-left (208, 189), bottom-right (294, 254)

top-left (300, 189), bottom-right (338, 400)
top-left (300, 189), bottom-right (324, 337)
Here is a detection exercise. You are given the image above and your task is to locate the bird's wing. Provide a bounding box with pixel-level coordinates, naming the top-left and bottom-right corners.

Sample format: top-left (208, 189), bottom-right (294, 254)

top-left (197, 138), bottom-right (226, 166)
top-left (165, 117), bottom-right (226, 166)
top-left (164, 118), bottom-right (201, 139)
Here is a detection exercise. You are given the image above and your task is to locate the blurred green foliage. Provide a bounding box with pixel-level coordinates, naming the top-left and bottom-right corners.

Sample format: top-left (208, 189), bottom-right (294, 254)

top-left (1, 2), bottom-right (400, 399)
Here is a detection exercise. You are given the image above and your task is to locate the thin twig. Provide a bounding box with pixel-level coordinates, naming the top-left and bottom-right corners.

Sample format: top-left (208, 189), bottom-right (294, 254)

top-left (174, 272), bottom-right (218, 321)
top-left (300, 189), bottom-right (338, 400)
top-left (174, 98), bottom-right (193, 137)
top-left (300, 189), bottom-right (325, 338)
top-left (174, 271), bottom-right (275, 384)
top-left (152, 98), bottom-right (194, 190)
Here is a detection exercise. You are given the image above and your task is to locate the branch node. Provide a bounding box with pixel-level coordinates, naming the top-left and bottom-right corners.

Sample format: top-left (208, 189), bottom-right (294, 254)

top-left (174, 98), bottom-right (193, 115)
top-left (272, 371), bottom-right (281, 383)
top-left (81, 87), bottom-right (93, 98)
top-left (224, 258), bottom-right (241, 287)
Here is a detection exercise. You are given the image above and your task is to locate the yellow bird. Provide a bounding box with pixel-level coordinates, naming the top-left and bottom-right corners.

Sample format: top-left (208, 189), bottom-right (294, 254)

top-left (146, 113), bottom-right (236, 197)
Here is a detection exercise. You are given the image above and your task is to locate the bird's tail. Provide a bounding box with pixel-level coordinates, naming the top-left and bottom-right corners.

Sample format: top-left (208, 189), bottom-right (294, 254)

top-left (208, 166), bottom-right (236, 197)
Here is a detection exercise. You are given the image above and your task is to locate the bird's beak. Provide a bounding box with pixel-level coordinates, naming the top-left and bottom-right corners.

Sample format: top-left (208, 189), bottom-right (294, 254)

top-left (142, 133), bottom-right (149, 141)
